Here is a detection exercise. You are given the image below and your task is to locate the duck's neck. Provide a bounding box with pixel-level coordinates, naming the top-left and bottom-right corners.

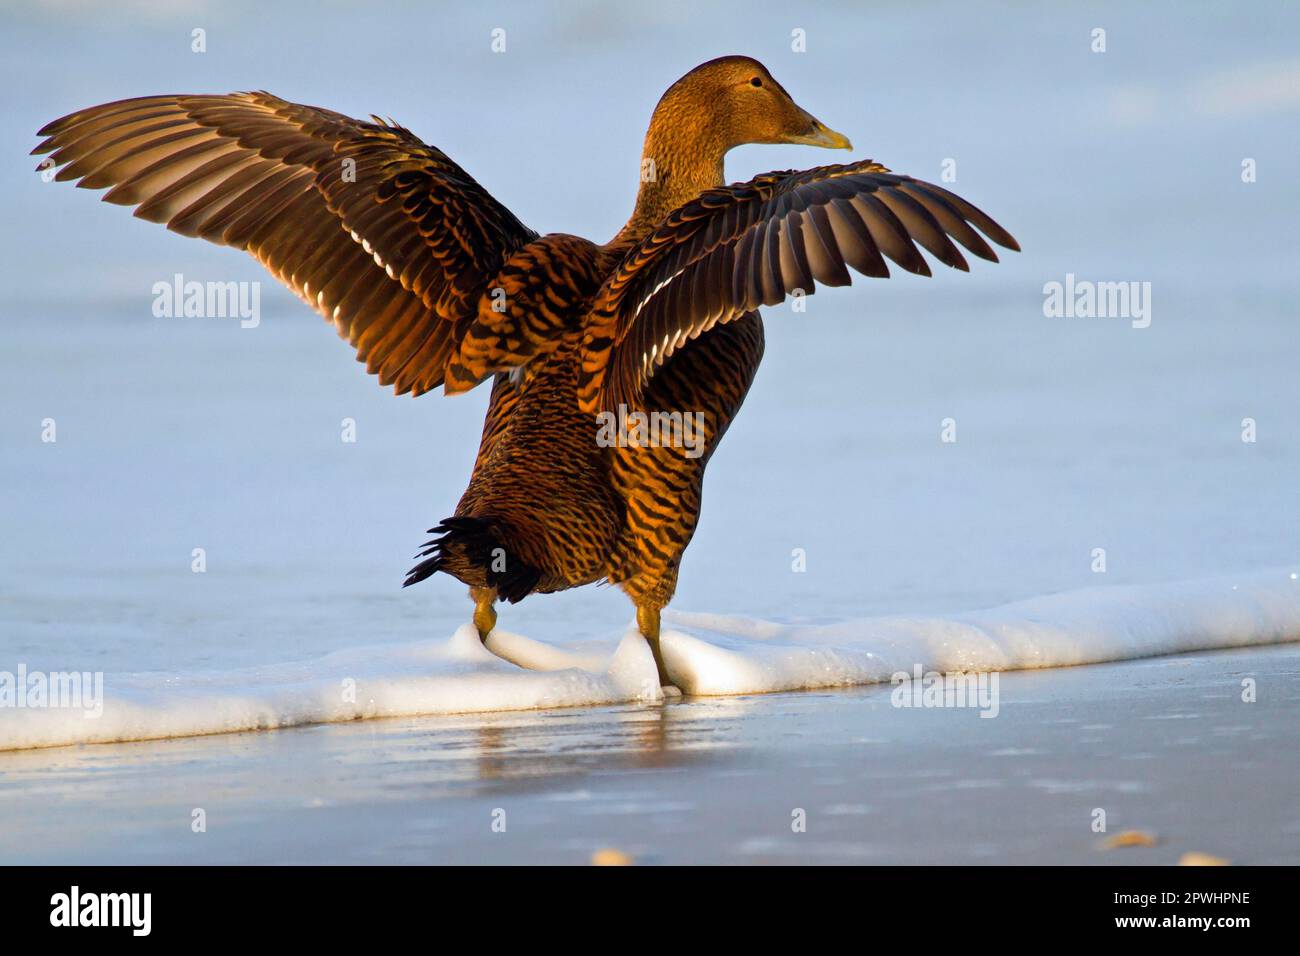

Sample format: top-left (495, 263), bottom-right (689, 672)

top-left (610, 99), bottom-right (728, 250)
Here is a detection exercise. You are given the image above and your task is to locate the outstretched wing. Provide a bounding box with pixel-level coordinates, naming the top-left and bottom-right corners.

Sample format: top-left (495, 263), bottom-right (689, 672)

top-left (33, 92), bottom-right (538, 396)
top-left (578, 160), bottom-right (1019, 413)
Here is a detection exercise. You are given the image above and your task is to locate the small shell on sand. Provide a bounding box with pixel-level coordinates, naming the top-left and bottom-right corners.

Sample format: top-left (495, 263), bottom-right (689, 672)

top-left (591, 848), bottom-right (635, 866)
top-left (1179, 851), bottom-right (1230, 866)
top-left (1101, 830), bottom-right (1159, 849)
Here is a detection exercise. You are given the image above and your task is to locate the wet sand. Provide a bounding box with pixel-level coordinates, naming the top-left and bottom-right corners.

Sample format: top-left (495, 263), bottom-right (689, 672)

top-left (1, 643), bottom-right (1296, 865)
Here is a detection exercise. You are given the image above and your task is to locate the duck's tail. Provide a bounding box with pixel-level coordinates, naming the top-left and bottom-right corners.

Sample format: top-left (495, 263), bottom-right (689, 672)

top-left (402, 515), bottom-right (542, 603)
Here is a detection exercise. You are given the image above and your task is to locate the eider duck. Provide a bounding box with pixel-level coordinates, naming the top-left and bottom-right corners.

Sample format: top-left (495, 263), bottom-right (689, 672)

top-left (33, 55), bottom-right (1018, 689)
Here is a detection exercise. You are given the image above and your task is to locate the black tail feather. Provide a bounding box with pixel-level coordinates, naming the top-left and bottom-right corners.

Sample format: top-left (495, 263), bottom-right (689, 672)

top-left (402, 515), bottom-right (542, 603)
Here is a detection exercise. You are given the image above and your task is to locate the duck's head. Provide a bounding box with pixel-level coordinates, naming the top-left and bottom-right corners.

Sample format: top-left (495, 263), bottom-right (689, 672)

top-left (623, 55), bottom-right (853, 239)
top-left (655, 55), bottom-right (852, 153)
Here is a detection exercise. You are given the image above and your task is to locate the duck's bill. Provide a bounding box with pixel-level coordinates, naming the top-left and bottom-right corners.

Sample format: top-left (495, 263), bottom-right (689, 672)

top-left (784, 115), bottom-right (853, 151)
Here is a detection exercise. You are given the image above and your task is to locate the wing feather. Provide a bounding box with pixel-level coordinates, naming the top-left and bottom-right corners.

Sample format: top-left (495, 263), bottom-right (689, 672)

top-left (34, 92), bottom-right (538, 396)
top-left (579, 160), bottom-right (1019, 412)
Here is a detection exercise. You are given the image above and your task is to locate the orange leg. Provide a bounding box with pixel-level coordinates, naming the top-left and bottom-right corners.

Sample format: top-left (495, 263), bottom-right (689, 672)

top-left (636, 602), bottom-right (672, 688)
top-left (470, 585), bottom-right (497, 642)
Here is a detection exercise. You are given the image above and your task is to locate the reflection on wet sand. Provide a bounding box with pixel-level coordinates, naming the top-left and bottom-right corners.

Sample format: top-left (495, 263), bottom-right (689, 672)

top-left (0, 694), bottom-right (758, 810)
top-left (468, 695), bottom-right (755, 781)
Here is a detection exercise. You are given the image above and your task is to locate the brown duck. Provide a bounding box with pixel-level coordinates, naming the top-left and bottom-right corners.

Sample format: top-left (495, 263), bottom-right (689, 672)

top-left (34, 56), bottom-right (1018, 688)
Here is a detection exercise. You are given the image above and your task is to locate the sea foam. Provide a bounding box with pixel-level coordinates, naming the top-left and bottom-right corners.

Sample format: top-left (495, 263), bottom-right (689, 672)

top-left (2, 568), bottom-right (1297, 751)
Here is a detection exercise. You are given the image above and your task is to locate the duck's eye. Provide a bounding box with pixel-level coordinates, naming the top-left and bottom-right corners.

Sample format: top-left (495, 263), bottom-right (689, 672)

top-left (749, 77), bottom-right (762, 88)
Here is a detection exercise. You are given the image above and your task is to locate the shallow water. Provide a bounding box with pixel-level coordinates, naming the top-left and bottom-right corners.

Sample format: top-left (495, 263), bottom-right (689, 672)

top-left (3, 644), bottom-right (1297, 864)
